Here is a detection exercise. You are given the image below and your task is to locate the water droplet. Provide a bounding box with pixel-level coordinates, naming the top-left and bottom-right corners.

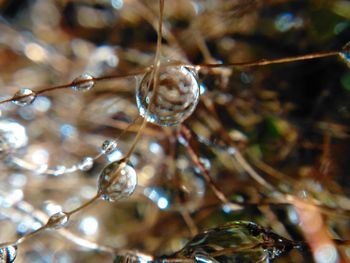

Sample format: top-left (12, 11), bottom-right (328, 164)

top-left (176, 221), bottom-right (269, 262)
top-left (53, 165), bottom-right (66, 176)
top-left (0, 245), bottom-right (17, 263)
top-left (0, 119), bottom-right (28, 156)
top-left (136, 65), bottom-right (200, 126)
top-left (11, 88), bottom-right (36, 106)
top-left (78, 157), bottom-right (94, 171)
top-left (71, 73), bottom-right (95, 92)
top-left (47, 211), bottom-right (69, 229)
top-left (98, 160), bottom-right (137, 202)
top-left (194, 252), bottom-right (219, 263)
top-left (101, 139), bottom-right (118, 154)
top-left (340, 41), bottom-right (350, 68)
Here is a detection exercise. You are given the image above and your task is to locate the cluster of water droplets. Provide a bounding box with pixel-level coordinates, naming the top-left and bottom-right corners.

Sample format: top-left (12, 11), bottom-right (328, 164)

top-left (10, 73), bottom-right (95, 107)
top-left (136, 65), bottom-right (200, 126)
top-left (16, 137), bottom-right (120, 177)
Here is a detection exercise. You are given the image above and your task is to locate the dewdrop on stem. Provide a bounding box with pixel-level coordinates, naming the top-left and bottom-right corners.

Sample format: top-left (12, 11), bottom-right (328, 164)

top-left (78, 157), bottom-right (94, 171)
top-left (97, 160), bottom-right (137, 202)
top-left (0, 244), bottom-right (17, 263)
top-left (11, 88), bottom-right (36, 106)
top-left (71, 73), bottom-right (95, 92)
top-left (136, 65), bottom-right (200, 126)
top-left (47, 211), bottom-right (69, 229)
top-left (339, 41), bottom-right (350, 68)
top-left (100, 139), bottom-right (118, 155)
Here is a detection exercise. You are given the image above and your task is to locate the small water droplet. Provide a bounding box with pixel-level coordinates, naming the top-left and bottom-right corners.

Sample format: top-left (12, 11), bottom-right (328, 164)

top-left (12, 88), bottom-right (36, 106)
top-left (71, 73), bottom-right (95, 92)
top-left (47, 211), bottom-right (69, 229)
top-left (53, 165), bottom-right (66, 176)
top-left (0, 244), bottom-right (17, 263)
top-left (78, 157), bottom-right (94, 171)
top-left (98, 160), bottom-right (137, 202)
top-left (136, 65), bottom-right (200, 126)
top-left (194, 252), bottom-right (219, 263)
top-left (101, 139), bottom-right (118, 154)
top-left (340, 41), bottom-right (350, 68)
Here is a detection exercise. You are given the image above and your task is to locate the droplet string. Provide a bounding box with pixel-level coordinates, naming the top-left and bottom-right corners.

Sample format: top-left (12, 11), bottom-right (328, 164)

top-left (0, 193), bottom-right (122, 255)
top-left (5, 115), bottom-right (140, 177)
top-left (0, 49), bottom-right (344, 107)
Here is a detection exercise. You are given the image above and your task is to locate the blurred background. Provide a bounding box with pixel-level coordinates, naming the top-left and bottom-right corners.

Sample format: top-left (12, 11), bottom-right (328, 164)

top-left (0, 0), bottom-right (349, 262)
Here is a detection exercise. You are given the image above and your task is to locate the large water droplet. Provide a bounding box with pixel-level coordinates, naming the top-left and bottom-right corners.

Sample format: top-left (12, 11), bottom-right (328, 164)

top-left (47, 211), bottom-right (69, 229)
top-left (71, 73), bottom-right (95, 92)
top-left (0, 244), bottom-right (17, 263)
top-left (101, 139), bottom-right (118, 155)
top-left (136, 65), bottom-right (200, 126)
top-left (0, 119), bottom-right (28, 156)
top-left (175, 221), bottom-right (269, 262)
top-left (340, 41), bottom-right (350, 68)
top-left (98, 160), bottom-right (137, 202)
top-left (12, 88), bottom-right (36, 106)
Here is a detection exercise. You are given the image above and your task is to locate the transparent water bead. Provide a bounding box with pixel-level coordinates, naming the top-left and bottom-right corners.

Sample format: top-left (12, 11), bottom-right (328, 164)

top-left (98, 160), bottom-right (137, 202)
top-left (47, 211), bottom-right (69, 229)
top-left (12, 88), bottom-right (36, 106)
top-left (0, 119), bottom-right (28, 156)
top-left (52, 165), bottom-right (66, 176)
top-left (340, 41), bottom-right (350, 68)
top-left (78, 156), bottom-right (94, 171)
top-left (194, 252), bottom-right (219, 263)
top-left (71, 73), bottom-right (95, 92)
top-left (136, 65), bottom-right (200, 126)
top-left (101, 139), bottom-right (118, 154)
top-left (175, 221), bottom-right (270, 263)
top-left (0, 245), bottom-right (17, 263)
